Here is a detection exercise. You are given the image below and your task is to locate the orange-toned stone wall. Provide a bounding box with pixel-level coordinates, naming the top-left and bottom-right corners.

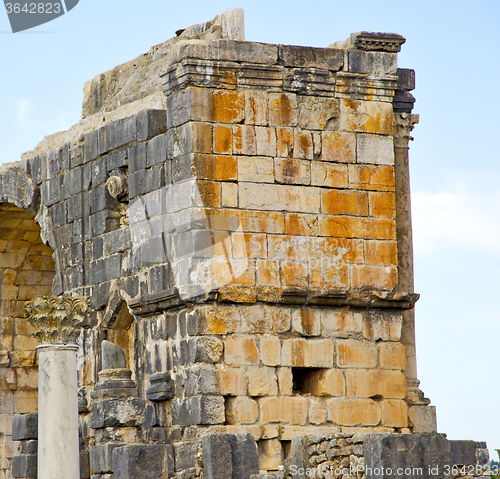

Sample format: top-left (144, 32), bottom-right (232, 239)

top-left (144, 40), bottom-right (420, 470)
top-left (162, 85), bottom-right (398, 296)
top-left (0, 203), bottom-right (55, 477)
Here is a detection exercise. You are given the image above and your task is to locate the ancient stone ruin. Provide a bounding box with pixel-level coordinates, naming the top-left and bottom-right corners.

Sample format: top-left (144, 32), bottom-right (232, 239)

top-left (0, 8), bottom-right (490, 479)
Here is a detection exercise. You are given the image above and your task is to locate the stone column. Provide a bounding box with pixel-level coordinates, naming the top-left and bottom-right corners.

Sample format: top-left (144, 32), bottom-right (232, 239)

top-left (393, 111), bottom-right (425, 403)
top-left (394, 110), bottom-right (436, 433)
top-left (24, 296), bottom-right (91, 479)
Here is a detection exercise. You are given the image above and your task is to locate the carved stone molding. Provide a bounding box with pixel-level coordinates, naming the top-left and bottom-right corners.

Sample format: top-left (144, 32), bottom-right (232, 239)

top-left (350, 31), bottom-right (406, 53)
top-left (24, 296), bottom-right (91, 344)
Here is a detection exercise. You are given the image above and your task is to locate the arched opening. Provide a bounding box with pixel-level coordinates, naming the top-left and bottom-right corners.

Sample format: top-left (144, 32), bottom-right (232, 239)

top-left (0, 202), bottom-right (55, 476)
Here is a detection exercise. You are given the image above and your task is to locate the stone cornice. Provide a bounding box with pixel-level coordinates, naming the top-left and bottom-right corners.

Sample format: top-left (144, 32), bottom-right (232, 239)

top-left (350, 32), bottom-right (406, 53)
top-left (25, 296), bottom-right (91, 344)
top-left (128, 287), bottom-right (418, 316)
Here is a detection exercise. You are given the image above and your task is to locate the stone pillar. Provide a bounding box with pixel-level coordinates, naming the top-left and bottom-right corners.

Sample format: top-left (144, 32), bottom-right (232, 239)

top-left (24, 296), bottom-right (91, 479)
top-left (393, 74), bottom-right (436, 432)
top-left (393, 110), bottom-right (424, 403)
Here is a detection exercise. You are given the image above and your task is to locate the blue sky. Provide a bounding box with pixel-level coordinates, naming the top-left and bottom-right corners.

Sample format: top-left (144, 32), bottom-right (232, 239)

top-left (1, 0), bottom-right (499, 455)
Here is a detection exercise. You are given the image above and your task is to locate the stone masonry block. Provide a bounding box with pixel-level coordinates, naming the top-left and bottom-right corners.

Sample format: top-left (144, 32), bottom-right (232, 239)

top-left (168, 39), bottom-right (277, 66)
top-left (321, 189), bottom-right (368, 216)
top-left (245, 90), bottom-right (268, 126)
top-left (268, 93), bottom-right (298, 127)
top-left (202, 433), bottom-right (232, 479)
top-left (174, 441), bottom-right (202, 472)
top-left (90, 398), bottom-right (148, 429)
top-left (337, 339), bottom-right (378, 368)
top-left (247, 367), bottom-right (278, 396)
top-left (255, 126), bottom-right (277, 157)
top-left (259, 397), bottom-right (307, 425)
top-left (450, 440), bottom-right (488, 466)
top-left (291, 309), bottom-right (321, 336)
top-left (277, 367), bottom-right (293, 396)
top-left (275, 158), bottom-right (310, 185)
top-left (90, 444), bottom-right (122, 474)
top-left (281, 339), bottom-right (333, 368)
top-left (350, 264), bottom-right (398, 290)
top-left (326, 397), bottom-right (381, 426)
top-left (190, 336), bottom-right (223, 363)
top-left (378, 342), bottom-right (406, 370)
top-left (311, 162), bottom-right (347, 188)
top-left (260, 335), bottom-right (281, 366)
top-left (310, 368), bottom-right (345, 396)
top-left (408, 405), bottom-right (437, 434)
top-left (349, 51), bottom-right (397, 75)
top-left (171, 396), bottom-right (225, 426)
top-left (293, 130), bottom-right (313, 159)
top-left (321, 310), bottom-right (363, 338)
top-left (233, 125), bottom-right (256, 155)
top-left (346, 369), bottom-right (406, 399)
top-left (258, 438), bottom-right (283, 471)
top-left (362, 312), bottom-right (402, 341)
top-left (225, 337), bottom-right (259, 366)
top-left (226, 397), bottom-right (259, 425)
top-left (357, 134), bottom-right (394, 165)
top-left (321, 131), bottom-right (356, 163)
top-left (238, 156), bottom-right (274, 183)
top-left (239, 183), bottom-right (320, 214)
top-left (112, 444), bottom-right (173, 479)
top-left (340, 99), bottom-right (393, 135)
top-left (279, 45), bottom-right (344, 70)
top-left (298, 96), bottom-right (339, 130)
top-left (217, 368), bottom-right (247, 396)
top-left (364, 433), bottom-right (451, 479)
top-left (137, 109), bottom-right (167, 142)
top-left (12, 414), bottom-right (38, 440)
top-left (212, 90), bottom-right (245, 123)
top-left (12, 454), bottom-right (37, 478)
top-left (202, 433), bottom-right (259, 479)
top-left (380, 399), bottom-right (408, 428)
top-left (308, 397), bottom-right (327, 425)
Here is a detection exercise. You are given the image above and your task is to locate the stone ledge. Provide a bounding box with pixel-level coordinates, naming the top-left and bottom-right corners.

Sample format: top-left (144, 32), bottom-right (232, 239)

top-left (128, 287), bottom-right (418, 316)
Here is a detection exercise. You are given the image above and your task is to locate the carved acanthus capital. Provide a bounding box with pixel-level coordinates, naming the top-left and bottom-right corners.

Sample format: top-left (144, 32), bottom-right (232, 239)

top-left (25, 296), bottom-right (91, 344)
top-left (393, 112), bottom-right (419, 148)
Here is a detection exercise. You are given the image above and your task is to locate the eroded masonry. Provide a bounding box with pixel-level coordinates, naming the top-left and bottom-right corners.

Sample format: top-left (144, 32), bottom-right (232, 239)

top-left (0, 8), bottom-right (489, 479)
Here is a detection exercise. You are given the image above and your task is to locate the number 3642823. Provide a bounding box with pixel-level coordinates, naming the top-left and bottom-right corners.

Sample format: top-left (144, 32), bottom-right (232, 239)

top-left (5, 3), bottom-right (62, 14)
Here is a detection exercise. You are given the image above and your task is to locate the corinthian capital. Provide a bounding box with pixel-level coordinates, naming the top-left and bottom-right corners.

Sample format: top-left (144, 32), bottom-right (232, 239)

top-left (24, 296), bottom-right (91, 344)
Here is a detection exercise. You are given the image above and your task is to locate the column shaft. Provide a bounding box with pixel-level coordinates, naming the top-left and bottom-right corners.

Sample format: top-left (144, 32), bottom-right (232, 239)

top-left (37, 344), bottom-right (80, 479)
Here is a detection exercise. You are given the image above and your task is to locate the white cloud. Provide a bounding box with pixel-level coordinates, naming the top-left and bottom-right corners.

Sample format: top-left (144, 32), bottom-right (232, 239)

top-left (411, 171), bottom-right (500, 261)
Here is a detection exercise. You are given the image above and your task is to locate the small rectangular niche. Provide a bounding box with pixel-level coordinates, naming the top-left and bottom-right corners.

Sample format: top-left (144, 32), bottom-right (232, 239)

top-left (292, 367), bottom-right (322, 394)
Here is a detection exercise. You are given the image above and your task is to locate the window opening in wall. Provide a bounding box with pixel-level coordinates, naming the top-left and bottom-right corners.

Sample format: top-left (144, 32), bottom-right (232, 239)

top-left (292, 367), bottom-right (322, 394)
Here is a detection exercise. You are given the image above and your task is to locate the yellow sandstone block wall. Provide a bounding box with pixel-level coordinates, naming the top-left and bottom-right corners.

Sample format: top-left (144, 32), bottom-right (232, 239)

top-left (0, 204), bottom-right (55, 476)
top-left (165, 86), bottom-right (398, 294)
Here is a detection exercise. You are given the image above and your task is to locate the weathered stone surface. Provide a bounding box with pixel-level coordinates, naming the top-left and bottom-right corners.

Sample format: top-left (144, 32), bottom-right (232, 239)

top-left (112, 444), bottom-right (173, 478)
top-left (90, 398), bottom-right (148, 428)
top-left (408, 405), bottom-right (437, 434)
top-left (12, 414), bottom-right (38, 440)
top-left (349, 51), bottom-right (398, 75)
top-left (101, 340), bottom-right (128, 369)
top-left (356, 134), bottom-right (394, 165)
top-left (90, 444), bottom-right (122, 474)
top-left (363, 434), bottom-right (451, 479)
top-left (203, 433), bottom-right (259, 479)
top-left (12, 454), bottom-right (37, 478)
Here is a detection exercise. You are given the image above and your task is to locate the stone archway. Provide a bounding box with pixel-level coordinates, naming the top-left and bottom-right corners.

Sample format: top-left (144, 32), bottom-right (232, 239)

top-left (0, 168), bottom-right (56, 477)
